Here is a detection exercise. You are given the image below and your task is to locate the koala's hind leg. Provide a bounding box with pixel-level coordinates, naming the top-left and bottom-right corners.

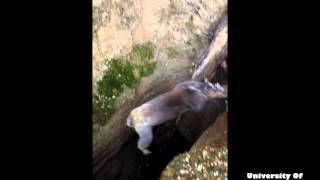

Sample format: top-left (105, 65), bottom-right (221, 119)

top-left (126, 115), bottom-right (133, 127)
top-left (136, 124), bottom-right (153, 155)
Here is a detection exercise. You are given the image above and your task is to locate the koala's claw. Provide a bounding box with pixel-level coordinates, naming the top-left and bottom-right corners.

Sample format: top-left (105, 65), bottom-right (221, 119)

top-left (214, 83), bottom-right (224, 92)
top-left (142, 149), bottom-right (152, 155)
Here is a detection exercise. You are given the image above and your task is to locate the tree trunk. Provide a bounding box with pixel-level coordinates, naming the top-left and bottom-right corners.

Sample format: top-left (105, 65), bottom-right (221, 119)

top-left (192, 11), bottom-right (228, 81)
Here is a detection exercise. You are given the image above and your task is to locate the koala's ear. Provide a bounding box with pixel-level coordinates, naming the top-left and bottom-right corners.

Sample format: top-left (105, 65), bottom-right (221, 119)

top-left (184, 86), bottom-right (198, 94)
top-left (185, 88), bottom-right (195, 94)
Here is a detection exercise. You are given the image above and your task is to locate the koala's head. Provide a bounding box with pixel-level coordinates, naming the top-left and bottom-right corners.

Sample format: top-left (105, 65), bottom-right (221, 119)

top-left (175, 81), bottom-right (209, 111)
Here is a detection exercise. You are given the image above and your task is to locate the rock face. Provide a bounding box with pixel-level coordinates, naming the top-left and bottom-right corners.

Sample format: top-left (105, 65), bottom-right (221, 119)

top-left (92, 0), bottom-right (228, 179)
top-left (93, 0), bottom-right (228, 81)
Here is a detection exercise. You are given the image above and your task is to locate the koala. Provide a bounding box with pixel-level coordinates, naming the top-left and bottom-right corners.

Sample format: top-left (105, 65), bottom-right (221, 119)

top-left (126, 80), bottom-right (225, 155)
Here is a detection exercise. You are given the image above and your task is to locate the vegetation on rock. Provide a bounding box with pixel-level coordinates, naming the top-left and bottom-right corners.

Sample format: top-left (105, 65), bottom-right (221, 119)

top-left (93, 42), bottom-right (156, 125)
top-left (160, 147), bottom-right (227, 180)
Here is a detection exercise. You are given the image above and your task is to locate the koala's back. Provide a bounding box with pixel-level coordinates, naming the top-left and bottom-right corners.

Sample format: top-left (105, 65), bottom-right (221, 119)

top-left (130, 91), bottom-right (186, 127)
top-left (175, 81), bottom-right (206, 91)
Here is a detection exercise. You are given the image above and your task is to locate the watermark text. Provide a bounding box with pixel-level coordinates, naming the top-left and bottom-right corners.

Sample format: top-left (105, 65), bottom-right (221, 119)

top-left (247, 173), bottom-right (303, 180)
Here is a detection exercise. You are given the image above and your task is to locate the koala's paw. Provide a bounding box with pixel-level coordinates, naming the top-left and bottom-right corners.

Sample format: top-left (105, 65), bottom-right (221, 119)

top-left (126, 120), bottom-right (133, 127)
top-left (214, 83), bottom-right (224, 91)
top-left (126, 122), bottom-right (131, 127)
top-left (141, 149), bottom-right (152, 155)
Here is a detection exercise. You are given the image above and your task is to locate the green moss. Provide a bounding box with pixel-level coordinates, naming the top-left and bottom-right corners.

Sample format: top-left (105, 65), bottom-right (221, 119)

top-left (168, 0), bottom-right (178, 16)
top-left (185, 15), bottom-right (194, 31)
top-left (194, 34), bottom-right (203, 46)
top-left (157, 0), bottom-right (181, 24)
top-left (122, 16), bottom-right (136, 28)
top-left (93, 42), bottom-right (156, 125)
top-left (131, 43), bottom-right (154, 62)
top-left (166, 47), bottom-right (179, 59)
